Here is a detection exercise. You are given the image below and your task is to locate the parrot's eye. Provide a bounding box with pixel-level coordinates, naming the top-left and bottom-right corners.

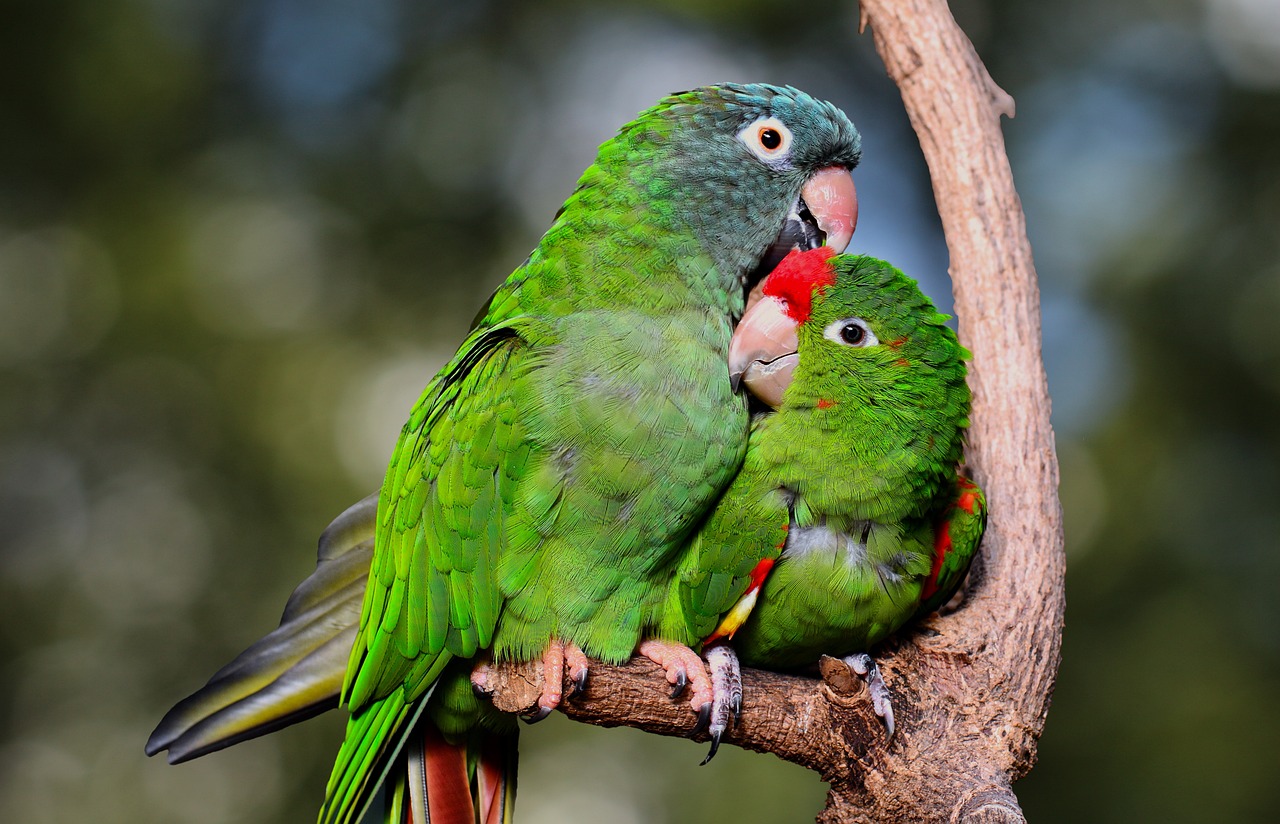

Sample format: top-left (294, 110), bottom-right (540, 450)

top-left (824, 317), bottom-right (878, 348)
top-left (738, 117), bottom-right (793, 163)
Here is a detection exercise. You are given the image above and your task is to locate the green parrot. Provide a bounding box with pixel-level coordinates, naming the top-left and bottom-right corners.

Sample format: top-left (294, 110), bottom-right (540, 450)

top-left (146, 83), bottom-right (862, 823)
top-left (659, 247), bottom-right (985, 753)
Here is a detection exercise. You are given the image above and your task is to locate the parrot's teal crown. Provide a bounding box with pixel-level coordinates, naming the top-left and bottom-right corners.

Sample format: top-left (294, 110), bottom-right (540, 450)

top-left (645, 83), bottom-right (862, 171)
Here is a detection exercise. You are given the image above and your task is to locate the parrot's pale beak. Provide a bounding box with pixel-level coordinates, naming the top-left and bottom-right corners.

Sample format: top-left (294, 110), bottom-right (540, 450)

top-left (802, 166), bottom-right (858, 256)
top-left (744, 166), bottom-right (857, 313)
top-left (728, 295), bottom-right (799, 408)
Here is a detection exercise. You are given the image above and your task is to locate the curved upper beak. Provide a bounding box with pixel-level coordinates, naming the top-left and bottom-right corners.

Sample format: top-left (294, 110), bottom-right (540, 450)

top-left (728, 295), bottom-right (799, 409)
top-left (802, 166), bottom-right (858, 256)
top-left (744, 167), bottom-right (857, 314)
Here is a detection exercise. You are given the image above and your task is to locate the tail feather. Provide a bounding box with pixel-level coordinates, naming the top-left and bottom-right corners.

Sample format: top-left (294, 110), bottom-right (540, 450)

top-left (474, 734), bottom-right (517, 824)
top-left (419, 727), bottom-right (471, 823)
top-left (322, 686), bottom-right (432, 824)
top-left (322, 693), bottom-right (407, 824)
top-left (155, 624), bottom-right (359, 762)
top-left (146, 494), bottom-right (377, 762)
top-left (325, 691), bottom-right (518, 824)
top-left (390, 724), bottom-right (517, 824)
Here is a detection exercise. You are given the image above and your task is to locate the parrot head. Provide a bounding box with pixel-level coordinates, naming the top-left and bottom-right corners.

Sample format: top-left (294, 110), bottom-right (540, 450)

top-left (728, 248), bottom-right (969, 422)
top-left (600, 83), bottom-right (862, 313)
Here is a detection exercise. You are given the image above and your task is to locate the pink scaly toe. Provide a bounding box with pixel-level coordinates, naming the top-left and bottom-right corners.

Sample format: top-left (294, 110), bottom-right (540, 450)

top-left (526, 639), bottom-right (589, 722)
top-left (638, 639), bottom-right (715, 712)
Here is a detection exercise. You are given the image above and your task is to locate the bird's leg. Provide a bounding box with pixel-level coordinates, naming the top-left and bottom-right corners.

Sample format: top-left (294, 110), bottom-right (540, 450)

top-left (844, 652), bottom-right (895, 738)
top-left (637, 639), bottom-right (741, 763)
top-left (700, 644), bottom-right (742, 765)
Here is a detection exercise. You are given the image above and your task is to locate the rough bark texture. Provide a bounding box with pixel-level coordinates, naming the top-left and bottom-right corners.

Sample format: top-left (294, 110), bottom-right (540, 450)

top-left (485, 2), bottom-right (1066, 821)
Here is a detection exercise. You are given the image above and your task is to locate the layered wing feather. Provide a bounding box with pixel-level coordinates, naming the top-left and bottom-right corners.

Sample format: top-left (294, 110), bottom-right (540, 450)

top-left (662, 446), bottom-right (789, 645)
top-left (916, 474), bottom-right (986, 618)
top-left (323, 320), bottom-right (536, 824)
top-left (345, 324), bottom-right (530, 708)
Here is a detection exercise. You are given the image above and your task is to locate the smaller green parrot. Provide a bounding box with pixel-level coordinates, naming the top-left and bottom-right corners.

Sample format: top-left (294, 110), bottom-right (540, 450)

top-left (660, 247), bottom-right (985, 753)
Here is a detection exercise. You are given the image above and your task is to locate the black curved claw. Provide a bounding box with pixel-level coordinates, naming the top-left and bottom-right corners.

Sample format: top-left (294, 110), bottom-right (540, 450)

top-left (570, 668), bottom-right (590, 697)
top-left (700, 732), bottom-right (722, 766)
top-left (669, 669), bottom-right (688, 700)
top-left (732, 691), bottom-right (743, 723)
top-left (691, 702), bottom-right (712, 737)
top-left (521, 705), bottom-right (552, 725)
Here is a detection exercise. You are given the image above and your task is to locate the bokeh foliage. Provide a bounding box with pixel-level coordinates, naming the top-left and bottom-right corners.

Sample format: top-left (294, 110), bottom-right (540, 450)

top-left (0, 0), bottom-right (1276, 821)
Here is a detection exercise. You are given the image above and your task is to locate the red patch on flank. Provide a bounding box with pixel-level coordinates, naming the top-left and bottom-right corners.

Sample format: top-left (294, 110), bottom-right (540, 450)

top-left (747, 557), bottom-right (775, 593)
top-left (921, 523), bottom-right (954, 601)
top-left (817, 398), bottom-right (836, 409)
top-left (956, 477), bottom-right (978, 514)
top-left (894, 358), bottom-right (910, 367)
top-left (762, 247), bottom-right (837, 324)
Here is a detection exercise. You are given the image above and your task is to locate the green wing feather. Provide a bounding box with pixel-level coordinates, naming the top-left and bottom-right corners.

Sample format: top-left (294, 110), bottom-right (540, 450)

top-left (916, 475), bottom-right (986, 618)
top-left (325, 320), bottom-right (535, 824)
top-left (661, 433), bottom-right (790, 645)
top-left (345, 324), bottom-right (526, 708)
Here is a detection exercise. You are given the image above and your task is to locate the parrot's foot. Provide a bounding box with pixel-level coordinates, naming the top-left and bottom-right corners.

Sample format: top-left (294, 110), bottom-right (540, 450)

top-left (845, 653), bottom-right (895, 739)
top-left (638, 639), bottom-right (715, 711)
top-left (468, 640), bottom-right (589, 724)
top-left (525, 638), bottom-right (589, 723)
top-left (700, 644), bottom-right (742, 765)
top-left (637, 639), bottom-right (742, 763)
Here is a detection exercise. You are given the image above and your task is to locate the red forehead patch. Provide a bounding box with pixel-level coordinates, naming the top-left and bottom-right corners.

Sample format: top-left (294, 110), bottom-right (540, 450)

top-left (762, 247), bottom-right (837, 324)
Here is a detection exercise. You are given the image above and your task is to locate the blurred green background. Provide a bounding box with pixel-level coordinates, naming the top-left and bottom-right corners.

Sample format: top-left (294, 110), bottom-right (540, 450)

top-left (2, 0), bottom-right (1277, 821)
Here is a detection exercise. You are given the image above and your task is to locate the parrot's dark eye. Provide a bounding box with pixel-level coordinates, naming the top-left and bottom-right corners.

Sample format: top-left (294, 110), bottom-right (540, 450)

top-left (823, 317), bottom-right (878, 348)
top-left (738, 117), bottom-right (793, 162)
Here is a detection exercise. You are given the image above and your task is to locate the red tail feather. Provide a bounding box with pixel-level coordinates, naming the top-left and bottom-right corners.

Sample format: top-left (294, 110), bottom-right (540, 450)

top-left (420, 727), bottom-right (472, 824)
top-left (394, 723), bottom-right (517, 824)
top-left (475, 736), bottom-right (514, 824)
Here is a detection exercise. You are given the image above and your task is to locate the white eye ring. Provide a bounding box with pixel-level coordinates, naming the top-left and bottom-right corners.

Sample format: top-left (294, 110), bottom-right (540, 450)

top-left (737, 117), bottom-right (793, 163)
top-left (823, 317), bottom-right (878, 348)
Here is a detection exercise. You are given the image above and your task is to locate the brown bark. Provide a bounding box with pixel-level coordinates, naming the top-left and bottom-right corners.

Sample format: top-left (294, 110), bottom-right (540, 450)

top-left (486, 1), bottom-right (1065, 820)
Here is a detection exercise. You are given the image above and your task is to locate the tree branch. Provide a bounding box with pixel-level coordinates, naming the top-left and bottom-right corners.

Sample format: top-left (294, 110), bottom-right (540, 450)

top-left (485, 2), bottom-right (1065, 820)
